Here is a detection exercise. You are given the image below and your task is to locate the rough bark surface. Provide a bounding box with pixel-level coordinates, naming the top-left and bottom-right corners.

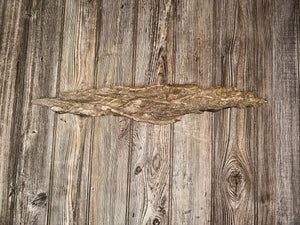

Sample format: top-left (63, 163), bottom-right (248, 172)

top-left (32, 85), bottom-right (266, 124)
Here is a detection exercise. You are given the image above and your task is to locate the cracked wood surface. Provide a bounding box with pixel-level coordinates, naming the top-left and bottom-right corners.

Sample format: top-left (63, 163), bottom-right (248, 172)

top-left (0, 0), bottom-right (299, 225)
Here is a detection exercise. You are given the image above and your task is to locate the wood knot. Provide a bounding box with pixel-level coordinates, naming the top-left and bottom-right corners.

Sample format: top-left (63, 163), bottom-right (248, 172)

top-left (228, 170), bottom-right (243, 195)
top-left (152, 217), bottom-right (160, 225)
top-left (31, 192), bottom-right (47, 207)
top-left (134, 166), bottom-right (142, 175)
top-left (221, 156), bottom-right (251, 208)
top-left (152, 154), bottom-right (161, 172)
top-left (224, 167), bottom-right (246, 203)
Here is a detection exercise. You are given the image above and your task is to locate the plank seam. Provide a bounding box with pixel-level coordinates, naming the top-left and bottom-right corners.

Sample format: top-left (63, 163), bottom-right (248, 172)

top-left (9, 1), bottom-right (32, 223)
top-left (46, 1), bottom-right (66, 223)
top-left (168, 123), bottom-right (174, 225)
top-left (125, 0), bottom-right (139, 223)
top-left (85, 118), bottom-right (95, 225)
top-left (211, 1), bottom-right (218, 223)
top-left (86, 0), bottom-right (103, 223)
top-left (168, 1), bottom-right (177, 223)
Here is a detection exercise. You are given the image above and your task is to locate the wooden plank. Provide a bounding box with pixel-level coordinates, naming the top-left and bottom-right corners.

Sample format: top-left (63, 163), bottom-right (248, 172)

top-left (128, 1), bottom-right (174, 224)
top-left (10, 1), bottom-right (65, 224)
top-left (273, 0), bottom-right (300, 224)
top-left (255, 1), bottom-right (276, 224)
top-left (0, 1), bottom-right (29, 224)
top-left (89, 0), bottom-right (135, 224)
top-left (171, 1), bottom-right (213, 224)
top-left (47, 1), bottom-right (97, 224)
top-left (0, 1), bottom-right (60, 224)
top-left (211, 0), bottom-right (259, 224)
top-left (0, 1), bottom-right (298, 224)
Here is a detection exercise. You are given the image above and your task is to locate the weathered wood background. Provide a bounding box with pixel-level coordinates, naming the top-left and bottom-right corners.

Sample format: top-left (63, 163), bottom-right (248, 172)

top-left (0, 0), bottom-right (299, 224)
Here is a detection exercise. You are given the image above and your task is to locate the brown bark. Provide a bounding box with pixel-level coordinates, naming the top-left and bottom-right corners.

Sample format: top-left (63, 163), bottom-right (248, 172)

top-left (32, 84), bottom-right (266, 124)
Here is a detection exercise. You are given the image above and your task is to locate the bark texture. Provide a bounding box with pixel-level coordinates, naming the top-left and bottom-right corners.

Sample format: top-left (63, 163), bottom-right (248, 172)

top-left (32, 85), bottom-right (266, 124)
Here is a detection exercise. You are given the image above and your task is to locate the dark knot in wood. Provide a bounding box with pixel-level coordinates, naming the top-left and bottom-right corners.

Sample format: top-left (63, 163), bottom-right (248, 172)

top-left (134, 166), bottom-right (142, 175)
top-left (153, 217), bottom-right (160, 225)
top-left (31, 192), bottom-right (47, 207)
top-left (228, 170), bottom-right (243, 196)
top-left (32, 84), bottom-right (266, 124)
top-left (221, 156), bottom-right (252, 209)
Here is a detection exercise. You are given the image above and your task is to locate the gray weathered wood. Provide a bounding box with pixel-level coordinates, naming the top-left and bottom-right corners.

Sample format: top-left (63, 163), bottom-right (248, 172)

top-left (273, 0), bottom-right (300, 224)
top-left (47, 1), bottom-right (97, 224)
top-left (13, 1), bottom-right (64, 224)
top-left (0, 1), bottom-right (63, 224)
top-left (212, 1), bottom-right (259, 224)
top-left (0, 0), bottom-right (299, 225)
top-left (89, 0), bottom-right (134, 224)
top-left (128, 1), bottom-right (173, 224)
top-left (171, 1), bottom-right (213, 224)
top-left (255, 1), bottom-right (276, 224)
top-left (0, 1), bottom-right (29, 224)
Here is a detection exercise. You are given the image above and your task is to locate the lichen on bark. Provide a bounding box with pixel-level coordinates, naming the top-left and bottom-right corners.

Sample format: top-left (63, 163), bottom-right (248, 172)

top-left (32, 84), bottom-right (266, 124)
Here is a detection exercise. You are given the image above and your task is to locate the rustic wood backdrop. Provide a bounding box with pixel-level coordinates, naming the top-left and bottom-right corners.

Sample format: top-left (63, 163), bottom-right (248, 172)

top-left (0, 0), bottom-right (299, 224)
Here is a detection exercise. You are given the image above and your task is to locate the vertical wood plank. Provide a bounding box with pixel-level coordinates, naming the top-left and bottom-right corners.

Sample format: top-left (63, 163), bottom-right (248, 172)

top-left (0, 1), bottom-right (30, 224)
top-left (128, 1), bottom-right (174, 224)
top-left (212, 112), bottom-right (254, 225)
top-left (89, 0), bottom-right (135, 224)
top-left (212, 0), bottom-right (249, 224)
top-left (48, 1), bottom-right (97, 224)
top-left (171, 1), bottom-right (213, 224)
top-left (273, 0), bottom-right (300, 224)
top-left (255, 1), bottom-right (276, 224)
top-left (11, 0), bottom-right (65, 224)
top-left (211, 0), bottom-right (264, 224)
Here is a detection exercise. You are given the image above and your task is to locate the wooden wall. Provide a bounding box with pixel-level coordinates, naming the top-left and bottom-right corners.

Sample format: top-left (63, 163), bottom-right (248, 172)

top-left (0, 0), bottom-right (299, 224)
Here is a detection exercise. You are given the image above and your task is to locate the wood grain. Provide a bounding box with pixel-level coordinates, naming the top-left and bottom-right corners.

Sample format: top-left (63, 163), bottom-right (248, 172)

top-left (128, 1), bottom-right (173, 224)
top-left (0, 0), bottom-right (63, 224)
top-left (255, 1), bottom-right (276, 224)
top-left (171, 1), bottom-right (213, 224)
top-left (12, 1), bottom-right (65, 224)
top-left (273, 0), bottom-right (300, 224)
top-left (89, 0), bottom-right (135, 224)
top-left (212, 1), bottom-right (258, 224)
top-left (47, 1), bottom-right (97, 224)
top-left (0, 1), bottom-right (30, 224)
top-left (0, 0), bottom-right (299, 225)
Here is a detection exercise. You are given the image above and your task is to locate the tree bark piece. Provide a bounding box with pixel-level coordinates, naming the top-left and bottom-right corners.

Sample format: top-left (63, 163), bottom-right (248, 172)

top-left (32, 84), bottom-right (266, 124)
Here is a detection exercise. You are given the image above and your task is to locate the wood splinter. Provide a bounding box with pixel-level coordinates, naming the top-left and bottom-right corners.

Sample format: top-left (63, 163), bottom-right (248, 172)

top-left (32, 84), bottom-right (266, 124)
